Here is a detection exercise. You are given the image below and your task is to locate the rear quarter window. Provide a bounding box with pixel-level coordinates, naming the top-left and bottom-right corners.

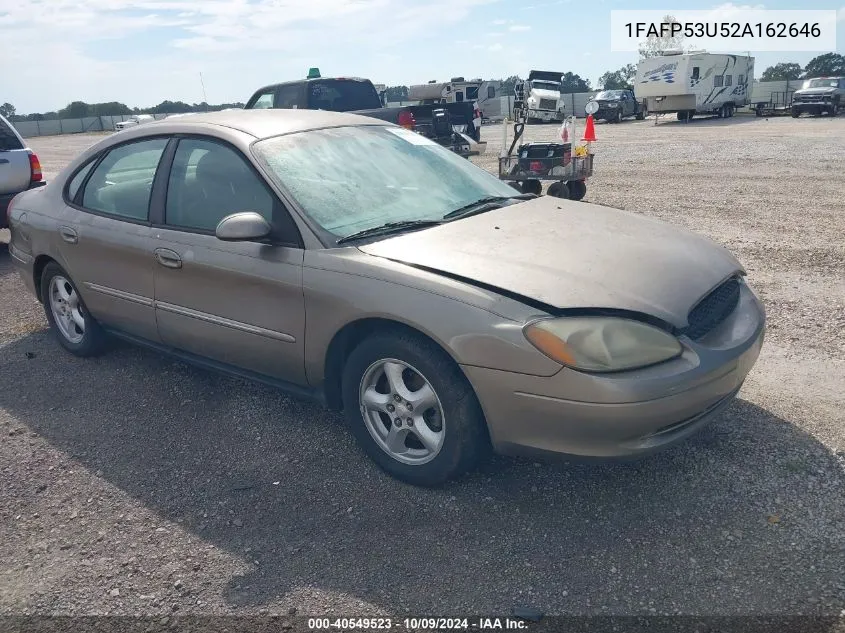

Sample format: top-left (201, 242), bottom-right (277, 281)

top-left (0, 118), bottom-right (25, 151)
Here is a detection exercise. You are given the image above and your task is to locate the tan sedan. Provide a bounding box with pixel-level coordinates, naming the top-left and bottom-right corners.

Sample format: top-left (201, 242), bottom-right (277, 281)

top-left (7, 110), bottom-right (765, 486)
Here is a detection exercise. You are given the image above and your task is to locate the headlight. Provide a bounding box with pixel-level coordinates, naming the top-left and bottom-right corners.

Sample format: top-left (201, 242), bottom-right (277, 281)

top-left (523, 317), bottom-right (683, 373)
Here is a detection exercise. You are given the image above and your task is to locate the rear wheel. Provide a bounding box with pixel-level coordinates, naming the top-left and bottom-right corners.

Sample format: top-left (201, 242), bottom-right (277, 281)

top-left (547, 181), bottom-right (570, 199)
top-left (677, 111), bottom-right (688, 121)
top-left (341, 331), bottom-right (488, 486)
top-left (567, 179), bottom-right (587, 201)
top-left (41, 263), bottom-right (107, 356)
top-left (635, 110), bottom-right (645, 120)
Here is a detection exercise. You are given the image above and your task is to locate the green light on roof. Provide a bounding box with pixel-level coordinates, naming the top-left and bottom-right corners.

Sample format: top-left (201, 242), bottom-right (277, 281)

top-left (307, 67), bottom-right (321, 79)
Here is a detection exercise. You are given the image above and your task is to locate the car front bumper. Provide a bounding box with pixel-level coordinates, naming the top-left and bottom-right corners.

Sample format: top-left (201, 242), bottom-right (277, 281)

top-left (462, 282), bottom-right (765, 459)
top-left (527, 109), bottom-right (564, 122)
top-left (596, 107), bottom-right (621, 119)
top-left (793, 101), bottom-right (834, 110)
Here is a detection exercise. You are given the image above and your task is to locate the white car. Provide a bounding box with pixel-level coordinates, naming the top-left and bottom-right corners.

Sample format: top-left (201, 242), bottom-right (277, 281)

top-left (114, 114), bottom-right (154, 131)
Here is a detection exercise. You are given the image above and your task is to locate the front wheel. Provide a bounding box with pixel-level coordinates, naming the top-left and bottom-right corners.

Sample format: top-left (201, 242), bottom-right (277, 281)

top-left (41, 262), bottom-right (107, 356)
top-left (341, 331), bottom-right (488, 487)
top-left (791, 107), bottom-right (801, 118)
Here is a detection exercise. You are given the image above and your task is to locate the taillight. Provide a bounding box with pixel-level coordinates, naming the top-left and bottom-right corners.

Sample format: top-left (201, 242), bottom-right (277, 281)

top-left (29, 153), bottom-right (43, 183)
top-left (397, 110), bottom-right (416, 129)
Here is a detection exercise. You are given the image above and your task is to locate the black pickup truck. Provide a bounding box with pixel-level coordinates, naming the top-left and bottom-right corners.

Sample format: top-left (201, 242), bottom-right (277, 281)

top-left (587, 89), bottom-right (645, 123)
top-left (245, 72), bottom-right (486, 157)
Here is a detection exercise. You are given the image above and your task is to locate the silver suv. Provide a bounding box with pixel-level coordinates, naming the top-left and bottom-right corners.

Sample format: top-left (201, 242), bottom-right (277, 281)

top-left (791, 77), bottom-right (845, 117)
top-left (1, 113), bottom-right (45, 230)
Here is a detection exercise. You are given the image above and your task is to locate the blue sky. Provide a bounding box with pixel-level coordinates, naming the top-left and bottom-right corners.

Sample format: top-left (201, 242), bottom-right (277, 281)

top-left (2, 0), bottom-right (843, 113)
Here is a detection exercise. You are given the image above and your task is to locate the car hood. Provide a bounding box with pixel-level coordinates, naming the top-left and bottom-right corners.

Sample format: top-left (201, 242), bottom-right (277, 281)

top-left (357, 197), bottom-right (743, 328)
top-left (794, 87), bottom-right (836, 96)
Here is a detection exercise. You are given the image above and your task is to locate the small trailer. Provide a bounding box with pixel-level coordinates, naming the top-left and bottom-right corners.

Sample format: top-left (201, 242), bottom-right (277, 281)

top-left (753, 89), bottom-right (795, 117)
top-left (635, 51), bottom-right (754, 122)
top-left (497, 101), bottom-right (594, 200)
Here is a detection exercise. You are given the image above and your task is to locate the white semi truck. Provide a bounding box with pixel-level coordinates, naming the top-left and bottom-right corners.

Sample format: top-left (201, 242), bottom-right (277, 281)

top-left (516, 71), bottom-right (566, 123)
top-left (635, 51), bottom-right (754, 121)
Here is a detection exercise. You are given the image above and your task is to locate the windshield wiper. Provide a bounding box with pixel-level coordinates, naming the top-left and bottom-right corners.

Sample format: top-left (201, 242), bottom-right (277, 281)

top-left (442, 194), bottom-right (536, 220)
top-left (336, 219), bottom-right (444, 244)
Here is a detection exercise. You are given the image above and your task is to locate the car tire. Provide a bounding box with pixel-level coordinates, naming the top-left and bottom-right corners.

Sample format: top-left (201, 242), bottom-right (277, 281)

top-left (791, 108), bottom-right (801, 118)
top-left (636, 111), bottom-right (645, 120)
top-left (567, 179), bottom-right (587, 201)
top-left (341, 330), bottom-right (489, 487)
top-left (547, 181), bottom-right (569, 199)
top-left (677, 111), bottom-right (688, 121)
top-left (40, 262), bottom-right (107, 357)
top-left (614, 110), bottom-right (623, 123)
top-left (520, 179), bottom-right (542, 196)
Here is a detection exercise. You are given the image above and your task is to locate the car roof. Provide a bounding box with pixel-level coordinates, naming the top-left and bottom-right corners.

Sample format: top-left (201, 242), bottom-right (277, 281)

top-left (142, 108), bottom-right (387, 140)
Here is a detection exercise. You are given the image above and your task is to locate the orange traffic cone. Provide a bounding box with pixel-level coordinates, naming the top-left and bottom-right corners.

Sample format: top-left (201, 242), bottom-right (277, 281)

top-left (582, 114), bottom-right (596, 142)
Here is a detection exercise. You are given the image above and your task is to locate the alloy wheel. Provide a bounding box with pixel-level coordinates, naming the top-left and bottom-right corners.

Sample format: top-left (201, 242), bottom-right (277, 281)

top-left (359, 358), bottom-right (446, 465)
top-left (49, 275), bottom-right (85, 344)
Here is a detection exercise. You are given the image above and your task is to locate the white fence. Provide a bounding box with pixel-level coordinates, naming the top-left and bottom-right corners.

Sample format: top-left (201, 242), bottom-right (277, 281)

top-left (15, 113), bottom-right (174, 138)
top-left (13, 80), bottom-right (803, 138)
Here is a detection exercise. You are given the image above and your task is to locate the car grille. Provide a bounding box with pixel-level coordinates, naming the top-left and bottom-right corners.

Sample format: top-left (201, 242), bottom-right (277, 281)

top-left (684, 276), bottom-right (741, 340)
top-left (539, 98), bottom-right (557, 111)
top-left (796, 94), bottom-right (828, 103)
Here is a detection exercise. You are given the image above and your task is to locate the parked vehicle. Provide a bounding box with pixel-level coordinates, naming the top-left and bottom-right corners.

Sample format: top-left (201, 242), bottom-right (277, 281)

top-left (791, 77), bottom-right (845, 117)
top-left (635, 51), bottom-right (754, 121)
top-left (588, 89), bottom-right (645, 122)
top-left (245, 69), bottom-right (485, 157)
top-left (409, 77), bottom-right (500, 106)
top-left (114, 114), bottom-right (154, 131)
top-left (1, 113), bottom-right (45, 231)
top-left (7, 109), bottom-right (765, 486)
top-left (517, 71), bottom-right (566, 123)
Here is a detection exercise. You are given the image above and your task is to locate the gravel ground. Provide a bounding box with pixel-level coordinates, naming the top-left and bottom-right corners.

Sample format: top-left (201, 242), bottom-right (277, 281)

top-left (1, 117), bottom-right (844, 620)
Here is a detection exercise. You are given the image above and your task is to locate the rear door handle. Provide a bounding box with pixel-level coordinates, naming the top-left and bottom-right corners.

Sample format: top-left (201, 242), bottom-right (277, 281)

top-left (59, 226), bottom-right (78, 244)
top-left (154, 248), bottom-right (182, 269)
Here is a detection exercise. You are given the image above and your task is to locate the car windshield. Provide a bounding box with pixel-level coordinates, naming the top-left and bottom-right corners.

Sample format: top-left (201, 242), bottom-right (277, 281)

top-left (595, 90), bottom-right (624, 100)
top-left (531, 81), bottom-right (561, 92)
top-left (803, 78), bottom-right (839, 88)
top-left (252, 125), bottom-right (522, 240)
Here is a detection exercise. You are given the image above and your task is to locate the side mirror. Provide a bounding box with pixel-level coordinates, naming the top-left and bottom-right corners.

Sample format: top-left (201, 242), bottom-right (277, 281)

top-left (215, 211), bottom-right (272, 242)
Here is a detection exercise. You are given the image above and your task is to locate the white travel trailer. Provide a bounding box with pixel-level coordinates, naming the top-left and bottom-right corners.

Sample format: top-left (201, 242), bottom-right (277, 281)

top-left (635, 51), bottom-right (754, 120)
top-left (409, 78), bottom-right (500, 106)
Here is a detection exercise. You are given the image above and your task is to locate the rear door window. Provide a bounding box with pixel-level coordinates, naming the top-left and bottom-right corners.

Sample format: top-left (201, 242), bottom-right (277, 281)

top-left (81, 138), bottom-right (168, 221)
top-left (0, 117), bottom-right (24, 151)
top-left (308, 80), bottom-right (381, 111)
top-left (275, 84), bottom-right (301, 109)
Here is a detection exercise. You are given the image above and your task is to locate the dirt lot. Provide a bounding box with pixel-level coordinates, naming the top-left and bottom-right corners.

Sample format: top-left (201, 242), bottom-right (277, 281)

top-left (1, 115), bottom-right (844, 619)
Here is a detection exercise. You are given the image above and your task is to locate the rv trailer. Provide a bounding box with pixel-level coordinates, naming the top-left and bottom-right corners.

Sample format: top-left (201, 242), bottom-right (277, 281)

top-left (635, 51), bottom-right (754, 121)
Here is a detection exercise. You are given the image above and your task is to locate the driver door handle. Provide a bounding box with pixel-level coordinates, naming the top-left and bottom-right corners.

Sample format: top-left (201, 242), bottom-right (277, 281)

top-left (154, 248), bottom-right (182, 269)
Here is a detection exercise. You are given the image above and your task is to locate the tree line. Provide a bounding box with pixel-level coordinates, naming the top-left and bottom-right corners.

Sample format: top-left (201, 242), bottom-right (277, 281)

top-left (3, 46), bottom-right (843, 122)
top-left (0, 100), bottom-right (245, 123)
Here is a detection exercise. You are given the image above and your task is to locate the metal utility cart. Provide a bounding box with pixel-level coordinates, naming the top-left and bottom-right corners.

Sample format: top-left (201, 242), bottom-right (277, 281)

top-left (497, 85), bottom-right (594, 200)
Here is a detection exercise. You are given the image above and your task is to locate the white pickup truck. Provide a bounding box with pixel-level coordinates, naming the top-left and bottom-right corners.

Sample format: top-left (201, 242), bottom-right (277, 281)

top-left (1, 113), bottom-right (45, 231)
top-left (114, 114), bottom-right (155, 131)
